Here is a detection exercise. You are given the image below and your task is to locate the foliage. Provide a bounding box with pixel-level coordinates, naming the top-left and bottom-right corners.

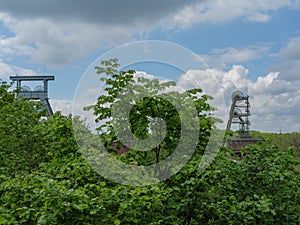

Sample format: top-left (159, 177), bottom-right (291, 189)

top-left (251, 130), bottom-right (300, 159)
top-left (193, 144), bottom-right (300, 224)
top-left (0, 80), bottom-right (46, 176)
top-left (88, 58), bottom-right (213, 172)
top-left (0, 66), bottom-right (300, 224)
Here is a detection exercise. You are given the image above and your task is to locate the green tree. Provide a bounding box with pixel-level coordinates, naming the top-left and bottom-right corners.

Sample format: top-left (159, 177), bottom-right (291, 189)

top-left (189, 144), bottom-right (300, 224)
top-left (88, 58), bottom-right (214, 176)
top-left (0, 80), bottom-right (46, 177)
top-left (1, 63), bottom-right (299, 224)
top-left (251, 131), bottom-right (300, 159)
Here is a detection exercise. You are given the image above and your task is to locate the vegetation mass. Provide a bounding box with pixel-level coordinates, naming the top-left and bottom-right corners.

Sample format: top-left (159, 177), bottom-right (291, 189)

top-left (0, 59), bottom-right (299, 224)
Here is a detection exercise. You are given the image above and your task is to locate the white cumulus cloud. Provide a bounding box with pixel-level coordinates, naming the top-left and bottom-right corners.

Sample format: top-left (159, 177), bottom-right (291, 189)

top-left (0, 61), bottom-right (37, 79)
top-left (167, 0), bottom-right (299, 27)
top-left (177, 65), bottom-right (299, 132)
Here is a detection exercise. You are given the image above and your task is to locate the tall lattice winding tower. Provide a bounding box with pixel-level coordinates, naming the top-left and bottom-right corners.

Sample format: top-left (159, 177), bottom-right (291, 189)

top-left (225, 90), bottom-right (258, 154)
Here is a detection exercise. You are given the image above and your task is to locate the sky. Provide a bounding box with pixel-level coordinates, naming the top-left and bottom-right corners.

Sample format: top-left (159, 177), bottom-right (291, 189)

top-left (0, 0), bottom-right (300, 133)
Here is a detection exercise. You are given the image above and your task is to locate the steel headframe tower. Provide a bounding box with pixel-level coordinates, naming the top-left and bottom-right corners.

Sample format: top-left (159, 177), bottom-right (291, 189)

top-left (225, 90), bottom-right (258, 154)
top-left (226, 90), bottom-right (251, 137)
top-left (10, 75), bottom-right (55, 117)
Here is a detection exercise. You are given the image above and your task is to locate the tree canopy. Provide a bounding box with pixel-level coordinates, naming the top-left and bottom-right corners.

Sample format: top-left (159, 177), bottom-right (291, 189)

top-left (0, 61), bottom-right (299, 224)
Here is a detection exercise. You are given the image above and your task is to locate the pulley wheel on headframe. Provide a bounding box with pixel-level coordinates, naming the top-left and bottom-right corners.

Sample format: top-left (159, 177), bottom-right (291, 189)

top-left (232, 90), bottom-right (244, 102)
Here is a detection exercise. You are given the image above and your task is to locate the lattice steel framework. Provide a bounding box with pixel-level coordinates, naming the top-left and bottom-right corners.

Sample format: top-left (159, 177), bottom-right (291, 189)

top-left (226, 90), bottom-right (251, 137)
top-left (224, 90), bottom-right (258, 154)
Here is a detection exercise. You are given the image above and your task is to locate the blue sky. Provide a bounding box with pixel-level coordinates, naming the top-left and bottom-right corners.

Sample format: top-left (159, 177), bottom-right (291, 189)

top-left (0, 0), bottom-right (300, 132)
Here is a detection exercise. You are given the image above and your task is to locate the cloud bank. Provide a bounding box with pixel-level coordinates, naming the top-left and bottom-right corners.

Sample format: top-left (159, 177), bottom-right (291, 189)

top-left (178, 65), bottom-right (300, 132)
top-left (0, 0), bottom-right (299, 132)
top-left (0, 0), bottom-right (299, 67)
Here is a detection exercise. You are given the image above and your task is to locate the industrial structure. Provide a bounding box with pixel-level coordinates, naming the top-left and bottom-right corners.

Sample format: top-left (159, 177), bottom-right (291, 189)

top-left (225, 90), bottom-right (258, 154)
top-left (10, 75), bottom-right (55, 117)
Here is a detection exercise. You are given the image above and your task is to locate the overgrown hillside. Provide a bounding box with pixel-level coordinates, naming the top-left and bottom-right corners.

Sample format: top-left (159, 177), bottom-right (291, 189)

top-left (251, 131), bottom-right (300, 159)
